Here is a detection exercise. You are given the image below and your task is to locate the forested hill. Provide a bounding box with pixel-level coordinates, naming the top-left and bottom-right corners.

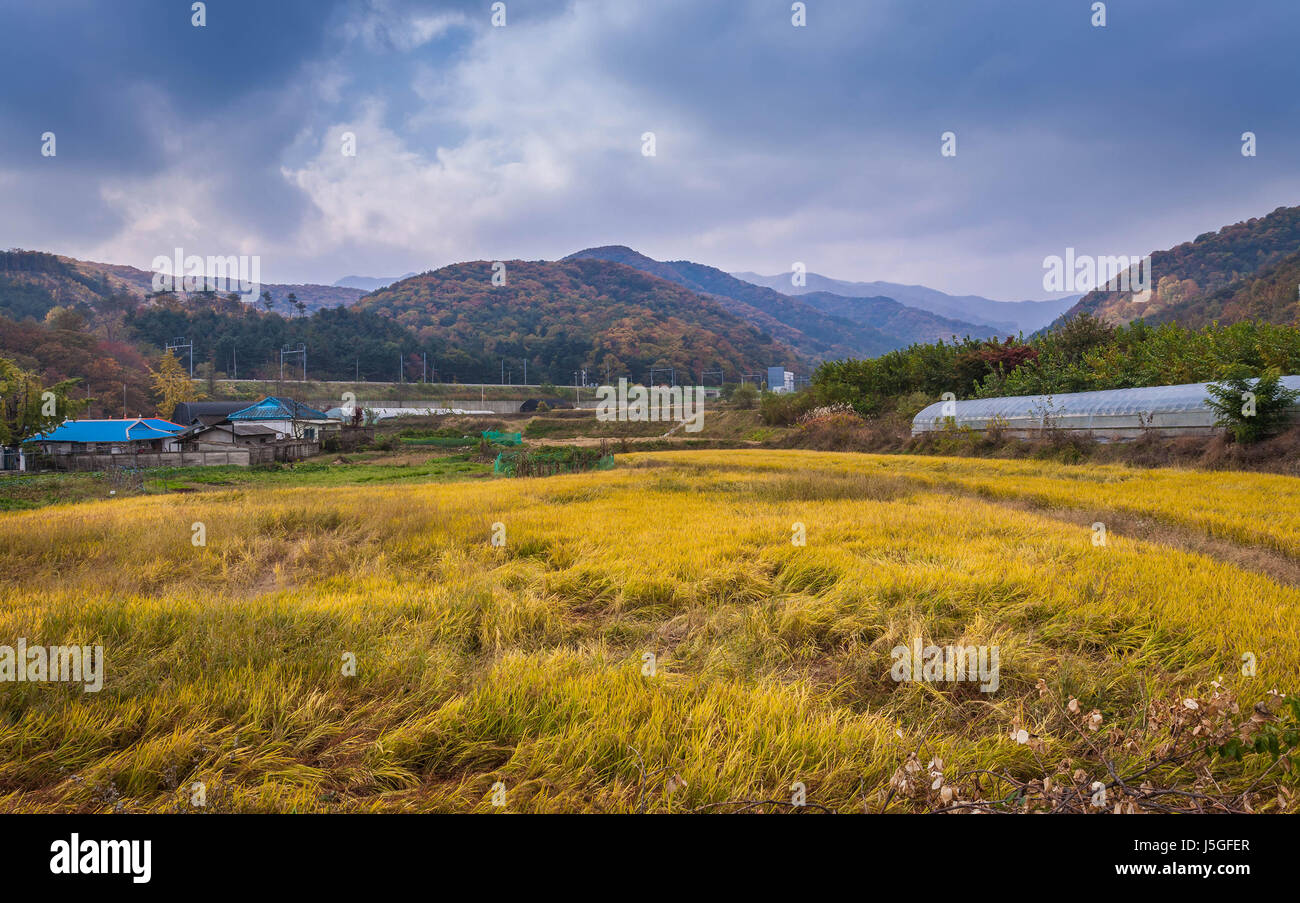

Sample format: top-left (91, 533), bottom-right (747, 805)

top-left (355, 257), bottom-right (803, 382)
top-left (1063, 204), bottom-right (1300, 327)
top-left (565, 245), bottom-right (900, 359)
top-left (0, 249), bottom-right (365, 322)
top-left (565, 245), bottom-right (1004, 356)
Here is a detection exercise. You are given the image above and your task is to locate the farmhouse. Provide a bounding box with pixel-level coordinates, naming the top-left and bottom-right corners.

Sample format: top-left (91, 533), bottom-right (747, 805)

top-left (227, 396), bottom-right (340, 441)
top-left (171, 401), bottom-right (254, 428)
top-left (177, 421), bottom-right (281, 450)
top-left (24, 396), bottom-right (335, 469)
top-left (31, 418), bottom-right (185, 456)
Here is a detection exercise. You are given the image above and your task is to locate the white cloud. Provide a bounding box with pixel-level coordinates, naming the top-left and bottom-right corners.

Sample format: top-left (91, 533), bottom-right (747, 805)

top-left (38, 0), bottom-right (1300, 298)
top-left (339, 1), bottom-right (470, 52)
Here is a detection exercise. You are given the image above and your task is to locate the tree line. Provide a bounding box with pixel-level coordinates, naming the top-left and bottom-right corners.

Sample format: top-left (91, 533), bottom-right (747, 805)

top-left (798, 315), bottom-right (1300, 423)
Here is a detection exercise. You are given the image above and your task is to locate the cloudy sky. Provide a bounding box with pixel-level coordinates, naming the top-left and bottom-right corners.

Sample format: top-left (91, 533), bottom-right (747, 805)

top-left (3, 0), bottom-right (1298, 298)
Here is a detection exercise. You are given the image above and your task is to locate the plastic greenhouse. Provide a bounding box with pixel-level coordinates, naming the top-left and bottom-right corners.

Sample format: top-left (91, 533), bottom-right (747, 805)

top-left (911, 376), bottom-right (1300, 441)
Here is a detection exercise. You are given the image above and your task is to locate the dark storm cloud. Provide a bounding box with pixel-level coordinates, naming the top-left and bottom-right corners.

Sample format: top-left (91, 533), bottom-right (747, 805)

top-left (1, 0), bottom-right (1297, 296)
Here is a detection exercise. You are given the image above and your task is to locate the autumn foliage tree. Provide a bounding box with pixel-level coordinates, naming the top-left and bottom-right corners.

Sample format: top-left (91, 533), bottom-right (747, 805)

top-left (0, 356), bottom-right (86, 446)
top-left (150, 350), bottom-right (200, 419)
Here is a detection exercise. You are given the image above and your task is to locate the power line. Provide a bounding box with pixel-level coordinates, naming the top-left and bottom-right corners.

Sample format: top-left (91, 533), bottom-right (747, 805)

top-left (281, 343), bottom-right (306, 382)
top-left (165, 337), bottom-right (193, 378)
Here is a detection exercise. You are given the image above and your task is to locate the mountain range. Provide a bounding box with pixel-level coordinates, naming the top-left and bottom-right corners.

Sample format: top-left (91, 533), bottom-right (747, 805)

top-left (732, 270), bottom-right (1078, 334)
top-left (6, 200), bottom-right (1300, 400)
top-left (0, 251), bottom-right (365, 322)
top-left (355, 257), bottom-right (798, 379)
top-left (564, 245), bottom-right (999, 360)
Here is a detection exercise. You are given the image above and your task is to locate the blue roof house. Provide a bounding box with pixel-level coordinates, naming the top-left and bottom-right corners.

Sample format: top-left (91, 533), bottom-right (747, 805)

top-left (227, 397), bottom-right (339, 441)
top-left (31, 418), bottom-right (186, 455)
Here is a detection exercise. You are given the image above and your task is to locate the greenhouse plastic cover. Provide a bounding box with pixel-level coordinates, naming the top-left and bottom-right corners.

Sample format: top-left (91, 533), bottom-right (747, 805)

top-left (912, 375), bottom-right (1300, 433)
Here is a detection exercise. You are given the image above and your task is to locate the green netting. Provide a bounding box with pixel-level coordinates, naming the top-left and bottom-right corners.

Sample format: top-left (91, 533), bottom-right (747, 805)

top-left (494, 447), bottom-right (615, 477)
top-left (482, 430), bottom-right (523, 446)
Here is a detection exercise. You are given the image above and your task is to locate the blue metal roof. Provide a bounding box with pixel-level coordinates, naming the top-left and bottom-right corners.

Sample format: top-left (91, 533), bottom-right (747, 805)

top-left (228, 396), bottom-right (330, 421)
top-left (32, 418), bottom-right (185, 444)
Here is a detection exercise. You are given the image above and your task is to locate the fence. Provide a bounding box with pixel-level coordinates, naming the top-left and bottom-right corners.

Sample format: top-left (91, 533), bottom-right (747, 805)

top-left (32, 440), bottom-right (320, 472)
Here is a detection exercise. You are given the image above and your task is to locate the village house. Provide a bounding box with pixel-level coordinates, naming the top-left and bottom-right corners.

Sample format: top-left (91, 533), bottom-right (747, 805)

top-left (226, 396), bottom-right (340, 441)
top-left (24, 396), bottom-right (335, 470)
top-left (30, 418), bottom-right (186, 457)
top-left (170, 401), bottom-right (256, 428)
top-left (176, 421), bottom-right (282, 451)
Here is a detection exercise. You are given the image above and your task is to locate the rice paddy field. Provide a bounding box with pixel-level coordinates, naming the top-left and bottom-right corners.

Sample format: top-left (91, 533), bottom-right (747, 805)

top-left (1, 448), bottom-right (1298, 813)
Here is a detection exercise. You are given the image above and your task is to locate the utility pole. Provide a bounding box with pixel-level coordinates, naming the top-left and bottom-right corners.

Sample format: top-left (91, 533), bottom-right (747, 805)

top-left (423, 352), bottom-right (427, 383)
top-left (649, 367), bottom-right (676, 387)
top-left (166, 337), bottom-right (194, 378)
top-left (281, 343), bottom-right (306, 382)
top-left (500, 359), bottom-right (504, 385)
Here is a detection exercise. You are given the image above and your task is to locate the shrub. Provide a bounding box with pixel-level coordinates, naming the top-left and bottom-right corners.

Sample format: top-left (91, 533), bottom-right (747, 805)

top-left (760, 389), bottom-right (816, 425)
top-left (1207, 367), bottom-right (1300, 444)
top-left (894, 391), bottom-right (932, 420)
top-left (731, 383), bottom-right (759, 409)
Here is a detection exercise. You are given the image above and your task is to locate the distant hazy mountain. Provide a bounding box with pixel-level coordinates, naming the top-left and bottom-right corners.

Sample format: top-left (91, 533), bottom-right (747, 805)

top-left (333, 273), bottom-right (417, 292)
top-left (1062, 204), bottom-right (1300, 328)
top-left (796, 291), bottom-right (1000, 344)
top-left (732, 270), bottom-right (1078, 334)
top-left (566, 246), bottom-right (994, 359)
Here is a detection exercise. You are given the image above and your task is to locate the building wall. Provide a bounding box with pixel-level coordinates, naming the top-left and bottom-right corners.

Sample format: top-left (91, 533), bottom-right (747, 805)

top-left (33, 440), bottom-right (321, 470)
top-left (230, 418), bottom-right (340, 440)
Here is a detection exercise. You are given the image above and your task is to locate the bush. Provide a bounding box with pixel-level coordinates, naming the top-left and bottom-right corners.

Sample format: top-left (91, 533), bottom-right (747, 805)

top-left (731, 383), bottom-right (759, 409)
top-left (894, 391), bottom-right (932, 420)
top-left (1207, 367), bottom-right (1300, 444)
top-left (779, 409), bottom-right (910, 452)
top-left (760, 389), bottom-right (816, 425)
